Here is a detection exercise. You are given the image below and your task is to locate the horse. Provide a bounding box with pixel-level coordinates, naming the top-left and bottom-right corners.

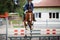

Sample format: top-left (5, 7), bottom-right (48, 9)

top-left (24, 10), bottom-right (34, 30)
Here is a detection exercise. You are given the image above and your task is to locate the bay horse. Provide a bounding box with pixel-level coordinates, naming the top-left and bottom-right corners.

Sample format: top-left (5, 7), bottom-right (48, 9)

top-left (24, 9), bottom-right (34, 30)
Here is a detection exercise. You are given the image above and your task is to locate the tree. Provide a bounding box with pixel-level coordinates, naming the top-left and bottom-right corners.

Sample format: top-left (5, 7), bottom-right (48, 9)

top-left (15, 0), bottom-right (26, 16)
top-left (0, 0), bottom-right (14, 14)
top-left (0, 0), bottom-right (26, 16)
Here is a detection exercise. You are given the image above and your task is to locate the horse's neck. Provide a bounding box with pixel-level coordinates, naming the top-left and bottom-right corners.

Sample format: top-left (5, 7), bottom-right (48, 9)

top-left (28, 13), bottom-right (32, 21)
top-left (25, 12), bottom-right (33, 21)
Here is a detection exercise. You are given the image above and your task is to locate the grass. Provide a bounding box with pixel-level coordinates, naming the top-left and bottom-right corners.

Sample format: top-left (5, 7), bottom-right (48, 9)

top-left (11, 20), bottom-right (22, 24)
top-left (13, 26), bottom-right (24, 28)
top-left (11, 20), bottom-right (24, 28)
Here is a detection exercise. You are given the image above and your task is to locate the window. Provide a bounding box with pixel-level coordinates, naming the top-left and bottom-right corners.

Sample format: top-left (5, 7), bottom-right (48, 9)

top-left (34, 12), bottom-right (41, 18)
top-left (36, 13), bottom-right (38, 18)
top-left (49, 12), bottom-right (52, 18)
top-left (56, 12), bottom-right (59, 18)
top-left (49, 12), bottom-right (59, 19)
top-left (53, 13), bottom-right (55, 18)
top-left (39, 13), bottom-right (41, 18)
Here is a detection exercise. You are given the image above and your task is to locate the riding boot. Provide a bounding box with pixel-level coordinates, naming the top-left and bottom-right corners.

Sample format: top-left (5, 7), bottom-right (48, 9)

top-left (33, 14), bottom-right (36, 21)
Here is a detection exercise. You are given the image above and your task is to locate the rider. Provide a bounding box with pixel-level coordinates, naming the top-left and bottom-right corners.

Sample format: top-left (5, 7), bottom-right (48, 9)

top-left (23, 0), bottom-right (33, 12)
top-left (23, 0), bottom-right (36, 21)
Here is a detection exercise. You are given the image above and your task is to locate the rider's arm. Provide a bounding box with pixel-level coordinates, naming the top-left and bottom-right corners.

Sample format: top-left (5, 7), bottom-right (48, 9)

top-left (31, 3), bottom-right (34, 11)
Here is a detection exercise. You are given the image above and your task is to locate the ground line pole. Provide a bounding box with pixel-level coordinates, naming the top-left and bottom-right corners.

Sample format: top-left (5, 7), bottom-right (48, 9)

top-left (6, 17), bottom-right (9, 40)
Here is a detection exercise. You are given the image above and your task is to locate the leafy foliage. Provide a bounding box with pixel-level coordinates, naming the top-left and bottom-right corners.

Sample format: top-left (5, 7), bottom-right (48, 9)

top-left (0, 0), bottom-right (13, 13)
top-left (0, 0), bottom-right (26, 16)
top-left (16, 0), bottom-right (26, 16)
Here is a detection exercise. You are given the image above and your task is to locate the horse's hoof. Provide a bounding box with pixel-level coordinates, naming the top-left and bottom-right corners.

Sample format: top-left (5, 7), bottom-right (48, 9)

top-left (31, 24), bottom-right (33, 25)
top-left (33, 19), bottom-right (36, 21)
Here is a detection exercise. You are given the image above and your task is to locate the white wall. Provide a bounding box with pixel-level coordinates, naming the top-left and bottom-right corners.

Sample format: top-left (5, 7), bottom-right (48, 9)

top-left (41, 13), bottom-right (49, 20)
top-left (33, 8), bottom-right (60, 29)
top-left (33, 8), bottom-right (60, 20)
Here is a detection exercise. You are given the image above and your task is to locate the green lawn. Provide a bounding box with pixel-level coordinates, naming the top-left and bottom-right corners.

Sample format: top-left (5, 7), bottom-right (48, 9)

top-left (11, 20), bottom-right (22, 24)
top-left (11, 20), bottom-right (24, 28)
top-left (13, 26), bottom-right (24, 28)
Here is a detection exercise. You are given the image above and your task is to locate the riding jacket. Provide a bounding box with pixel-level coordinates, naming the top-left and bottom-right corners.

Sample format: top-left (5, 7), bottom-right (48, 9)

top-left (23, 2), bottom-right (34, 13)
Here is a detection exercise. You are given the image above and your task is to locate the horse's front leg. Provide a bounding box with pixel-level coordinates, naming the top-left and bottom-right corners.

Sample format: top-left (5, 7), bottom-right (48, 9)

top-left (28, 21), bottom-right (33, 30)
top-left (24, 21), bottom-right (28, 30)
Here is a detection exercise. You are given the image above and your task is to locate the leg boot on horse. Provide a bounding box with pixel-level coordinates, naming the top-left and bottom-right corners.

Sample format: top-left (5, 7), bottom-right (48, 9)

top-left (24, 21), bottom-right (28, 30)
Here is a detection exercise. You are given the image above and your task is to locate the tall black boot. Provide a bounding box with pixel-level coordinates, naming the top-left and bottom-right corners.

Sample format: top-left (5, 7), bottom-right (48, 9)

top-left (33, 14), bottom-right (36, 21)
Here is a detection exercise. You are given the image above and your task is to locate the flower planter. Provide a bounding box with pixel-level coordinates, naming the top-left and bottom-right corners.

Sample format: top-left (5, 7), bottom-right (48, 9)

top-left (0, 12), bottom-right (8, 18)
